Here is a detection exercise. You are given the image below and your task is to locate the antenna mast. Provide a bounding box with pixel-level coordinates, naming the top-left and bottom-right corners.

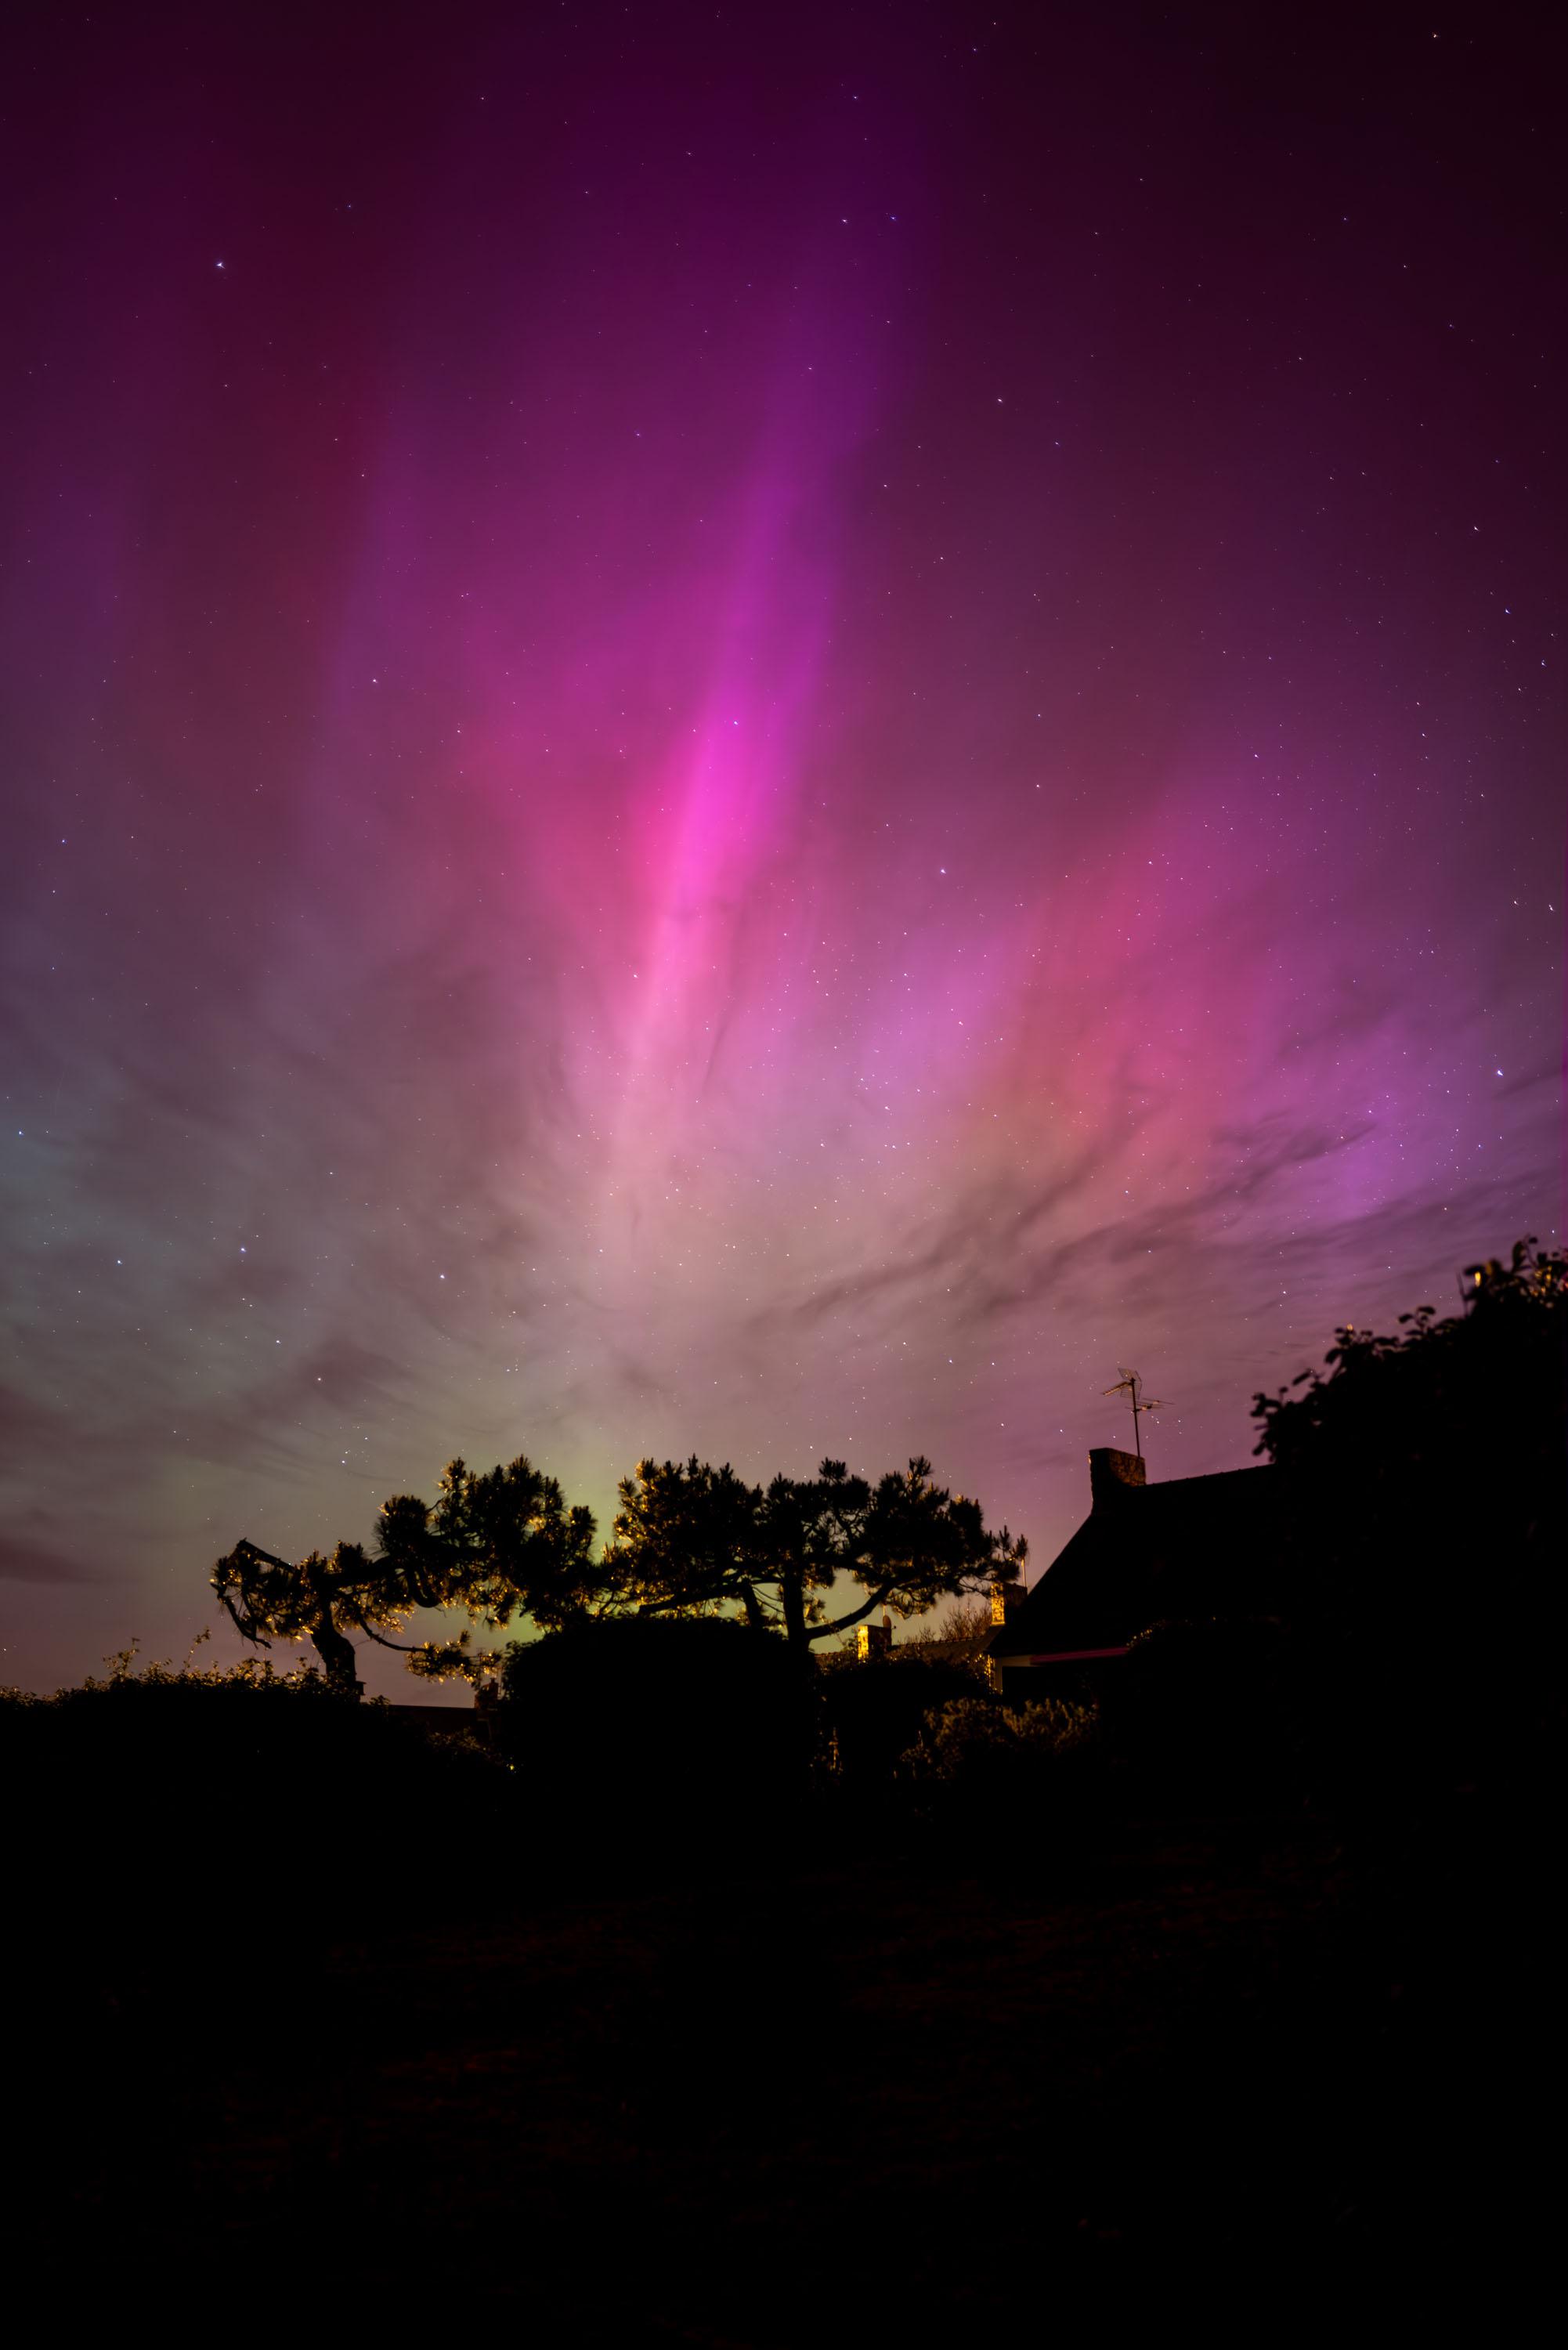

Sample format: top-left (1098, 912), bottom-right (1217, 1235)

top-left (1101, 1367), bottom-right (1169, 1460)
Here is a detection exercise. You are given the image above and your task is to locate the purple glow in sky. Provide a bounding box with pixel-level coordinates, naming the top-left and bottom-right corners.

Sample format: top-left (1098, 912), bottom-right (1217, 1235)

top-left (2, 6), bottom-right (1562, 1690)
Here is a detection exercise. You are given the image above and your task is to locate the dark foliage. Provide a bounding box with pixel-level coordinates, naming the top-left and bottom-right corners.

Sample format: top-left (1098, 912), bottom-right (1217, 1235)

top-left (209, 1448), bottom-right (1026, 1690)
top-left (816, 1650), bottom-right (989, 1791)
top-left (493, 1614), bottom-right (815, 1871)
top-left (4, 1661), bottom-right (511, 2041)
top-left (898, 1692), bottom-right (1106, 1860)
top-left (605, 1452), bottom-right (1028, 1651)
top-left (1250, 1239), bottom-right (1566, 1806)
top-left (211, 1454), bottom-right (600, 1692)
top-left (901, 1691), bottom-right (1096, 1776)
top-left (1252, 1237), bottom-right (1566, 1553)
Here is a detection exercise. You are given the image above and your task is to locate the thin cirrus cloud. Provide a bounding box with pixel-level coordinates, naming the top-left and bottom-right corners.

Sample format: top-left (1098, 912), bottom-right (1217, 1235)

top-left (0, 11), bottom-right (1560, 1686)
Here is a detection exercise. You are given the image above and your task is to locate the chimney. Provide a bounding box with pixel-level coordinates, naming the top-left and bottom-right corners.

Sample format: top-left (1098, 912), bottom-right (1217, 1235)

top-left (990, 1579), bottom-right (1024, 1627)
top-left (1089, 1446), bottom-right (1147, 1508)
top-left (857, 1620), bottom-right (893, 1662)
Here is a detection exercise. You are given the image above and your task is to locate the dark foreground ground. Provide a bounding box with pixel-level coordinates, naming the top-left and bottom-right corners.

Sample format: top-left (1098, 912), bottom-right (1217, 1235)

top-left (11, 1797), bottom-right (1544, 2334)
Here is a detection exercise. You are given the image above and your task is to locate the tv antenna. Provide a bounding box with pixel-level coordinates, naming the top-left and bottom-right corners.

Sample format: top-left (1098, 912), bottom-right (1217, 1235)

top-left (1102, 1367), bottom-right (1168, 1460)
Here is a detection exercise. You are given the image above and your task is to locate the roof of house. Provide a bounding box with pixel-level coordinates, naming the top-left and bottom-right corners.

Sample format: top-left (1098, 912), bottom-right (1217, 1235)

top-left (991, 1449), bottom-right (1313, 1662)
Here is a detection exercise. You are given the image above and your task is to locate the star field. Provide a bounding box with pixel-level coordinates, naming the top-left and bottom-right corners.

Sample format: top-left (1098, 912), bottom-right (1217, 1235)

top-left (0, 5), bottom-right (1561, 1690)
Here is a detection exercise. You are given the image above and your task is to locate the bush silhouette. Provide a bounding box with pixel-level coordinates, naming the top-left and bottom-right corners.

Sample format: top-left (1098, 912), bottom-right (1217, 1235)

top-left (3, 1659), bottom-right (512, 2080)
top-left (1250, 1240), bottom-right (1566, 1806)
top-left (817, 1652), bottom-right (989, 1791)
top-left (494, 1615), bottom-right (813, 1869)
top-left (897, 1694), bottom-right (1103, 1853)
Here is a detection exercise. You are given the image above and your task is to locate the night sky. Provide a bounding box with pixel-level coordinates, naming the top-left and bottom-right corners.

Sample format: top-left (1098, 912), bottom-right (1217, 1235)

top-left (2, 5), bottom-right (1561, 1694)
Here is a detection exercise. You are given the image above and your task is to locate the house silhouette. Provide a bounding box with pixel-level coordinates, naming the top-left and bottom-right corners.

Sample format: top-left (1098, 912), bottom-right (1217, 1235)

top-left (988, 1446), bottom-right (1311, 1697)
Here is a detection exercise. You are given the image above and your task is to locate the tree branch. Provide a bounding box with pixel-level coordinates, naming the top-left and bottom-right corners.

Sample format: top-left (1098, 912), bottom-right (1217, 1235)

top-left (810, 1584), bottom-right (896, 1641)
top-left (218, 1590), bottom-right (269, 1647)
top-left (342, 1603), bottom-right (421, 1654)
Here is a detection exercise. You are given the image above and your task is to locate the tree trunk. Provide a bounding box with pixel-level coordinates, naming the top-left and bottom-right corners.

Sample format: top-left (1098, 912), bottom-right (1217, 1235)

top-left (310, 1614), bottom-right (361, 1697)
top-left (780, 1569), bottom-right (808, 1653)
top-left (736, 1580), bottom-right (768, 1633)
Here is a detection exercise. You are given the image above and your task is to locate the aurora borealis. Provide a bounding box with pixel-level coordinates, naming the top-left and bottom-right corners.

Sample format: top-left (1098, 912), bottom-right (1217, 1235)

top-left (2, 6), bottom-right (1561, 1692)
